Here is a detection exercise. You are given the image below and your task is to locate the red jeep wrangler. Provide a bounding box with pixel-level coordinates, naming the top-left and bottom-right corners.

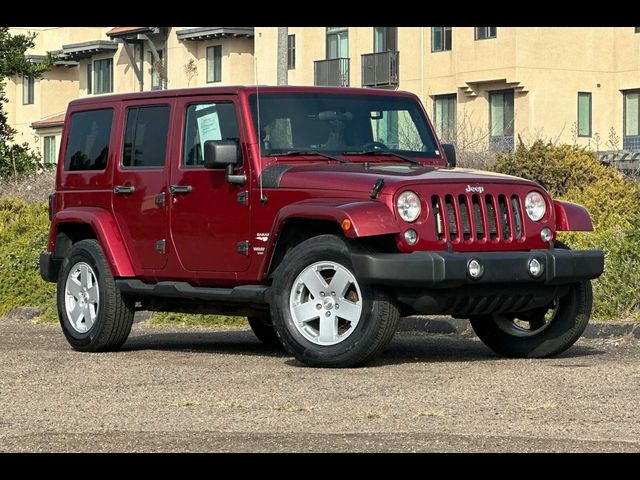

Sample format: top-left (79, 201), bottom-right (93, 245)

top-left (39, 86), bottom-right (604, 367)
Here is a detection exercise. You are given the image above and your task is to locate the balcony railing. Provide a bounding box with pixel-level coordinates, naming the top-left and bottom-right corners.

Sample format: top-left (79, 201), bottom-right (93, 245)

top-left (490, 135), bottom-right (514, 152)
top-left (623, 136), bottom-right (640, 150)
top-left (314, 58), bottom-right (350, 87)
top-left (361, 51), bottom-right (399, 88)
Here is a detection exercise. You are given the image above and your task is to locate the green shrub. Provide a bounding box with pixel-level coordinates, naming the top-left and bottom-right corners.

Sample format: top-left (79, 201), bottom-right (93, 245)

top-left (494, 139), bottom-right (640, 320)
top-left (0, 197), bottom-right (248, 327)
top-left (149, 312), bottom-right (247, 328)
top-left (0, 198), bottom-right (56, 320)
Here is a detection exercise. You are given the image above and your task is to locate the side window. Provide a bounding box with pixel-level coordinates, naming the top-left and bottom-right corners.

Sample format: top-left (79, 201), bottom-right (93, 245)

top-left (182, 102), bottom-right (240, 167)
top-left (64, 109), bottom-right (113, 171)
top-left (122, 105), bottom-right (170, 168)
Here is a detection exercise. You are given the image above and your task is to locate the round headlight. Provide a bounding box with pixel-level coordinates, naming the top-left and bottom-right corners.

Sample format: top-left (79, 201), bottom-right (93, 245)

top-left (525, 191), bottom-right (546, 221)
top-left (397, 191), bottom-right (421, 222)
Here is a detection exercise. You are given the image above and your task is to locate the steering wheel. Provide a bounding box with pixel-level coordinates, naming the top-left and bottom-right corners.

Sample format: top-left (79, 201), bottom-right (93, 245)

top-left (361, 141), bottom-right (389, 151)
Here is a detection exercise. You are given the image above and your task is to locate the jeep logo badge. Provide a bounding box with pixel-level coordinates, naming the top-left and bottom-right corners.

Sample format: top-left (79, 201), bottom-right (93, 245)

top-left (465, 185), bottom-right (485, 194)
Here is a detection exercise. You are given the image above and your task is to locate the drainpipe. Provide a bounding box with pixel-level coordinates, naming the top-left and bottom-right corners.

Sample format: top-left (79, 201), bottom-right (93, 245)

top-left (420, 27), bottom-right (424, 103)
top-left (277, 27), bottom-right (288, 85)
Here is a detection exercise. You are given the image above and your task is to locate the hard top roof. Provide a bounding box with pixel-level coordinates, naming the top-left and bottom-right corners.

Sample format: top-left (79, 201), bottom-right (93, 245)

top-left (67, 85), bottom-right (419, 108)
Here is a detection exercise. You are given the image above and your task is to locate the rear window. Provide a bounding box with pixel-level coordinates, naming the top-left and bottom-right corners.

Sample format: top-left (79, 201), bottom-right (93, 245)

top-left (122, 105), bottom-right (170, 168)
top-left (64, 109), bottom-right (113, 171)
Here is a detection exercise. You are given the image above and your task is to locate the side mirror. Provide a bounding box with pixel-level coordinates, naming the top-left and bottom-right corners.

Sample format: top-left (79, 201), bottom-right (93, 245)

top-left (203, 140), bottom-right (246, 185)
top-left (442, 143), bottom-right (456, 168)
top-left (203, 140), bottom-right (240, 169)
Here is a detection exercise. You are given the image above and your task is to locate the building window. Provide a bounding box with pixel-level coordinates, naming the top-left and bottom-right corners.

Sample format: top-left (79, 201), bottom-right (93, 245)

top-left (373, 27), bottom-right (397, 53)
top-left (64, 109), bottom-right (113, 171)
top-left (431, 27), bottom-right (452, 52)
top-left (93, 58), bottom-right (113, 94)
top-left (122, 105), bottom-right (171, 168)
top-left (22, 76), bottom-right (34, 105)
top-left (624, 90), bottom-right (640, 150)
top-left (150, 50), bottom-right (164, 90)
top-left (326, 27), bottom-right (349, 59)
top-left (433, 94), bottom-right (457, 142)
top-left (287, 34), bottom-right (296, 69)
top-left (577, 92), bottom-right (592, 137)
top-left (86, 63), bottom-right (92, 94)
top-left (635, 27), bottom-right (640, 33)
top-left (475, 27), bottom-right (497, 40)
top-left (207, 45), bottom-right (222, 83)
top-left (489, 89), bottom-right (514, 151)
top-left (43, 136), bottom-right (57, 164)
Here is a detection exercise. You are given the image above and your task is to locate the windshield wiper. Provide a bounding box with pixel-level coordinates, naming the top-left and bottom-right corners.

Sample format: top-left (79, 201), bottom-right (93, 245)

top-left (266, 150), bottom-right (350, 163)
top-left (342, 149), bottom-right (422, 166)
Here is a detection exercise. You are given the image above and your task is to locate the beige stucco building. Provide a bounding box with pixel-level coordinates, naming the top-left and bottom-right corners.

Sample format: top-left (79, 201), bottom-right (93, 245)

top-left (6, 26), bottom-right (640, 163)
top-left (5, 26), bottom-right (255, 161)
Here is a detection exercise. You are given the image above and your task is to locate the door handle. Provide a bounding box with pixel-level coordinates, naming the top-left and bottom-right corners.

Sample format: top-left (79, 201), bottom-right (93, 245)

top-left (114, 185), bottom-right (135, 194)
top-left (169, 185), bottom-right (193, 194)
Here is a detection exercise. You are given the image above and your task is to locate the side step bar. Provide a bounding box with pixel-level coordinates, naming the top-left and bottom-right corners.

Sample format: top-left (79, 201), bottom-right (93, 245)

top-left (115, 279), bottom-right (269, 305)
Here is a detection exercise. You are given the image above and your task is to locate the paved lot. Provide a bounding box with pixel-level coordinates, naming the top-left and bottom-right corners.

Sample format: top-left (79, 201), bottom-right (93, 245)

top-left (0, 316), bottom-right (638, 452)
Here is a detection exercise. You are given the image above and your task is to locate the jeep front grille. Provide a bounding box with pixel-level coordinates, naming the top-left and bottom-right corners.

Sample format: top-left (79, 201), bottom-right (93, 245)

top-left (432, 193), bottom-right (524, 243)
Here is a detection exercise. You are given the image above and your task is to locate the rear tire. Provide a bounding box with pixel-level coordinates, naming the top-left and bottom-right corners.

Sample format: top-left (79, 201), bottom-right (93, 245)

top-left (270, 234), bottom-right (399, 368)
top-left (248, 314), bottom-right (282, 348)
top-left (57, 239), bottom-right (135, 352)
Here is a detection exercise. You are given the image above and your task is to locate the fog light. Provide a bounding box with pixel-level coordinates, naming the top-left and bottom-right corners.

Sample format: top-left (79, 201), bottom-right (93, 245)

top-left (404, 229), bottom-right (418, 245)
top-left (540, 227), bottom-right (552, 242)
top-left (528, 258), bottom-right (544, 277)
top-left (468, 259), bottom-right (483, 279)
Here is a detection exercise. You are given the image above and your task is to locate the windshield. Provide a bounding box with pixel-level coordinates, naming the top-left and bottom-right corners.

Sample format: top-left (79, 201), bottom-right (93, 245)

top-left (249, 93), bottom-right (441, 159)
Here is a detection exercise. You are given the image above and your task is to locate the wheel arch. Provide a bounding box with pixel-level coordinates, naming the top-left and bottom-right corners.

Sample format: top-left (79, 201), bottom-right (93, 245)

top-left (264, 200), bottom-right (401, 280)
top-left (50, 207), bottom-right (136, 277)
top-left (554, 200), bottom-right (594, 231)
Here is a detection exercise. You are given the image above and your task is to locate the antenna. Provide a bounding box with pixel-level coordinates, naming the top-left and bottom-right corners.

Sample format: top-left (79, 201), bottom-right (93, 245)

top-left (255, 56), bottom-right (267, 204)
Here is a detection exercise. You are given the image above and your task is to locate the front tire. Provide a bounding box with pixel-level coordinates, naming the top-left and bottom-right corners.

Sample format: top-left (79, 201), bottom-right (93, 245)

top-left (470, 280), bottom-right (593, 358)
top-left (270, 235), bottom-right (399, 368)
top-left (57, 239), bottom-right (135, 352)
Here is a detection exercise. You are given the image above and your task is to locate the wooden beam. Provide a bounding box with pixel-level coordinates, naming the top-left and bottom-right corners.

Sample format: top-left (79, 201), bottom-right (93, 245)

top-left (118, 39), bottom-right (143, 91)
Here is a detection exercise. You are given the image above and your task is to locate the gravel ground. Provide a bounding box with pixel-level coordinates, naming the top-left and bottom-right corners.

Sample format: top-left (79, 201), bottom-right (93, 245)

top-left (0, 316), bottom-right (638, 452)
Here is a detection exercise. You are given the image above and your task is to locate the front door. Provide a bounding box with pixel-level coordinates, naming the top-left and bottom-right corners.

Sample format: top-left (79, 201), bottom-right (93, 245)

top-left (168, 96), bottom-right (251, 273)
top-left (112, 100), bottom-right (173, 272)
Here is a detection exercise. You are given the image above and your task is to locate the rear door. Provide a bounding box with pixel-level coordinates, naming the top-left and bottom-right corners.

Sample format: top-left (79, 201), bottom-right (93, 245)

top-left (112, 99), bottom-right (174, 273)
top-left (168, 95), bottom-right (251, 273)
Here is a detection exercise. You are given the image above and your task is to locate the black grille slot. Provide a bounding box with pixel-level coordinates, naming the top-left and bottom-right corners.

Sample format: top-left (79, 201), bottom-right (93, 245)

top-left (432, 195), bottom-right (443, 240)
top-left (445, 195), bottom-right (457, 240)
top-left (472, 195), bottom-right (484, 239)
top-left (511, 195), bottom-right (523, 239)
top-left (458, 195), bottom-right (472, 240)
top-left (498, 195), bottom-right (511, 240)
top-left (485, 195), bottom-right (498, 240)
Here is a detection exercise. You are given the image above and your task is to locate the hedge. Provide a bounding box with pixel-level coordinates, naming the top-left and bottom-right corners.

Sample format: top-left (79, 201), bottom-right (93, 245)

top-left (494, 140), bottom-right (640, 320)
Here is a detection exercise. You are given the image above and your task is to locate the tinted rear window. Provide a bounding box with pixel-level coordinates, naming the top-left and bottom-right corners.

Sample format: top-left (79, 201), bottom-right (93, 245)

top-left (64, 109), bottom-right (113, 171)
top-left (122, 105), bottom-right (170, 168)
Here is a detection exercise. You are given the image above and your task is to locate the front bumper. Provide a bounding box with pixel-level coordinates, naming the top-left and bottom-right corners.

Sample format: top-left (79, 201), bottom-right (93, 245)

top-left (351, 248), bottom-right (604, 288)
top-left (351, 248), bottom-right (604, 316)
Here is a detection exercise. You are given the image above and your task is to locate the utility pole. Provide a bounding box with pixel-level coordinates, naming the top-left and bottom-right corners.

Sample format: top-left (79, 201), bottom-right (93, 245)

top-left (277, 27), bottom-right (288, 85)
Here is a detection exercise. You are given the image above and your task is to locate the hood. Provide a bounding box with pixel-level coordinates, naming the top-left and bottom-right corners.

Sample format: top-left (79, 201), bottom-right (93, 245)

top-left (263, 162), bottom-right (538, 194)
